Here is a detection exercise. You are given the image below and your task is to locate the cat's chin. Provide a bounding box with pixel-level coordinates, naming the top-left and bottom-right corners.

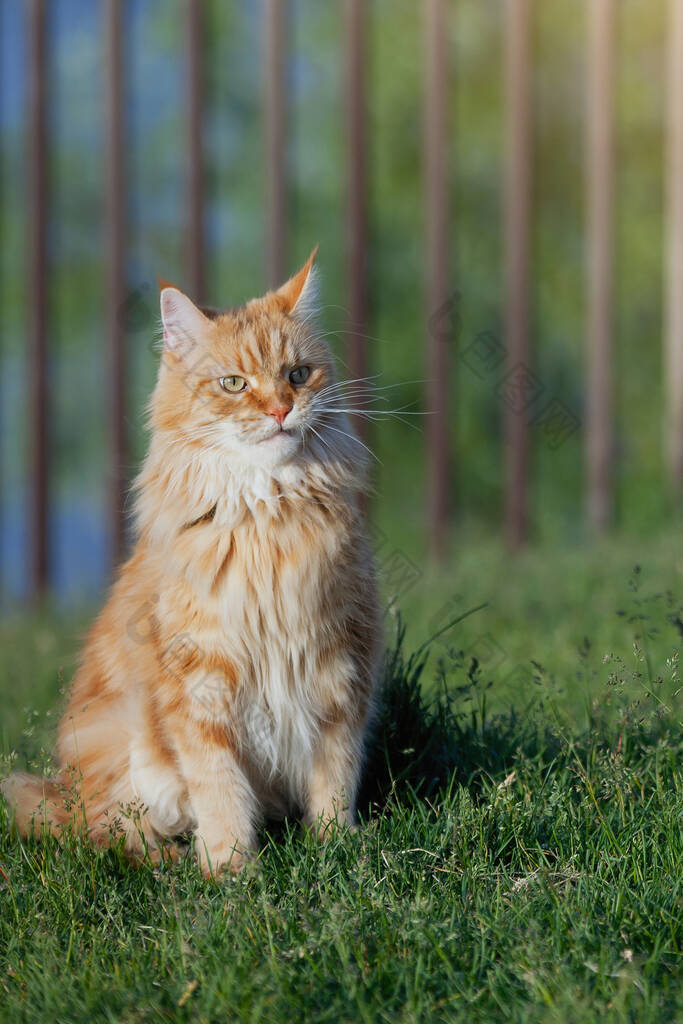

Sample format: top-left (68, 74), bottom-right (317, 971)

top-left (245, 430), bottom-right (301, 468)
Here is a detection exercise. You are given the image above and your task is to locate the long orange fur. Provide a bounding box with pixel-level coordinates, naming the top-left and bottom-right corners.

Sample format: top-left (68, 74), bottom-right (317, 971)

top-left (2, 250), bottom-right (382, 875)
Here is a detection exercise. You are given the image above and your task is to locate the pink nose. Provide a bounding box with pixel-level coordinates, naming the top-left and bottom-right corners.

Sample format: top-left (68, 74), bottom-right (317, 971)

top-left (266, 404), bottom-right (292, 427)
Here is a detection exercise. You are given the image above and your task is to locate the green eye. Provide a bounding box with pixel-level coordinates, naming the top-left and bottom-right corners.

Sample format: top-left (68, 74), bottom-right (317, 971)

top-left (219, 375), bottom-right (247, 393)
top-left (289, 366), bottom-right (310, 386)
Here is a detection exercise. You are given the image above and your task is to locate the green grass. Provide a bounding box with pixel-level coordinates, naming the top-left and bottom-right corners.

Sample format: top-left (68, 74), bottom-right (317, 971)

top-left (0, 539), bottom-right (681, 1023)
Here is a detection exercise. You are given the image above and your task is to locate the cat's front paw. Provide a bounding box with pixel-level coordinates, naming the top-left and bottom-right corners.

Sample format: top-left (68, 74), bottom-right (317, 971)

top-left (196, 837), bottom-right (250, 878)
top-left (305, 808), bottom-right (356, 842)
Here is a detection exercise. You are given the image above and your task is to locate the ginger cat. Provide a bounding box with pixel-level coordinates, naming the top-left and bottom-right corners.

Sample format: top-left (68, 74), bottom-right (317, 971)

top-left (2, 250), bottom-right (382, 875)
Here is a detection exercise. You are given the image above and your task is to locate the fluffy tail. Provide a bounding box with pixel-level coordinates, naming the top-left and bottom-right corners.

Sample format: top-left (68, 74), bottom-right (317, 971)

top-left (1, 772), bottom-right (70, 837)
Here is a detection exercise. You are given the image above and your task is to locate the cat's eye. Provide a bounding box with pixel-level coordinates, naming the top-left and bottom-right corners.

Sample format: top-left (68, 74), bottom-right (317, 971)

top-left (289, 366), bottom-right (310, 386)
top-left (219, 375), bottom-right (247, 393)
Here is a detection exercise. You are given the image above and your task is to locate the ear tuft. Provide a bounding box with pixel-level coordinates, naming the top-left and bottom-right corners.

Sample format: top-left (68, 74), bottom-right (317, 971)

top-left (157, 275), bottom-right (178, 292)
top-left (276, 246), bottom-right (320, 320)
top-left (160, 287), bottom-right (210, 357)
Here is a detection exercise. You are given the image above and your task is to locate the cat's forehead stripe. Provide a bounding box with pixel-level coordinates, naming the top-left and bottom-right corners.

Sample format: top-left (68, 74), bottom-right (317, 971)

top-left (211, 314), bottom-right (303, 374)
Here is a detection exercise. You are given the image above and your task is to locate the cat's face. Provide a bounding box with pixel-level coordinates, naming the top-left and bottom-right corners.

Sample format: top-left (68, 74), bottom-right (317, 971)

top-left (154, 250), bottom-right (338, 469)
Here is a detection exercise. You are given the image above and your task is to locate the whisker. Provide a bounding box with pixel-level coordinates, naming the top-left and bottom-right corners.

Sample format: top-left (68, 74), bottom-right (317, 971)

top-left (318, 419), bottom-right (381, 463)
top-left (327, 411), bottom-right (423, 432)
top-left (312, 394), bottom-right (393, 410)
top-left (312, 399), bottom-right (430, 432)
top-left (312, 392), bottom-right (393, 405)
top-left (313, 383), bottom-right (392, 397)
top-left (161, 423), bottom-right (221, 448)
top-left (306, 423), bottom-right (338, 459)
top-left (314, 405), bottom-right (429, 417)
top-left (313, 396), bottom-right (429, 416)
top-left (314, 375), bottom-right (384, 398)
top-left (317, 326), bottom-right (403, 347)
top-left (315, 376), bottom-right (431, 399)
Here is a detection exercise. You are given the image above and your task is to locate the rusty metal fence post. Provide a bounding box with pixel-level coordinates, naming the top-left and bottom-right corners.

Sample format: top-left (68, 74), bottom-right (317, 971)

top-left (105, 0), bottom-right (126, 568)
top-left (585, 0), bottom-right (615, 532)
top-left (265, 0), bottom-right (287, 289)
top-left (345, 0), bottom-right (368, 420)
top-left (665, 0), bottom-right (683, 498)
top-left (503, 0), bottom-right (532, 548)
top-left (28, 0), bottom-right (48, 598)
top-left (187, 0), bottom-right (205, 303)
top-left (424, 0), bottom-right (450, 558)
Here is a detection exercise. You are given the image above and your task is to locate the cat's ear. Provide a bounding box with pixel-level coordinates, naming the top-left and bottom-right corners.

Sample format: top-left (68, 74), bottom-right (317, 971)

top-left (275, 246), bottom-right (319, 320)
top-left (157, 275), bottom-right (178, 292)
top-left (160, 286), bottom-right (211, 357)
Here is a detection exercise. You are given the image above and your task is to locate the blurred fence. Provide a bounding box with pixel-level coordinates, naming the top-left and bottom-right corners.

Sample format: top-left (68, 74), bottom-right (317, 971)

top-left (17, 0), bottom-right (683, 599)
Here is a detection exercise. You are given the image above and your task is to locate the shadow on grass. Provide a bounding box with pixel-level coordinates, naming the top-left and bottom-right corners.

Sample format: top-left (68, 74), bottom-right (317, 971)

top-left (358, 618), bottom-right (551, 815)
top-left (358, 612), bottom-right (681, 818)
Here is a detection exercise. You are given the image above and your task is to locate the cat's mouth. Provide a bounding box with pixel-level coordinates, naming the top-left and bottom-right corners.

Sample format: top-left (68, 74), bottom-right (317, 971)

top-left (260, 427), bottom-right (295, 444)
